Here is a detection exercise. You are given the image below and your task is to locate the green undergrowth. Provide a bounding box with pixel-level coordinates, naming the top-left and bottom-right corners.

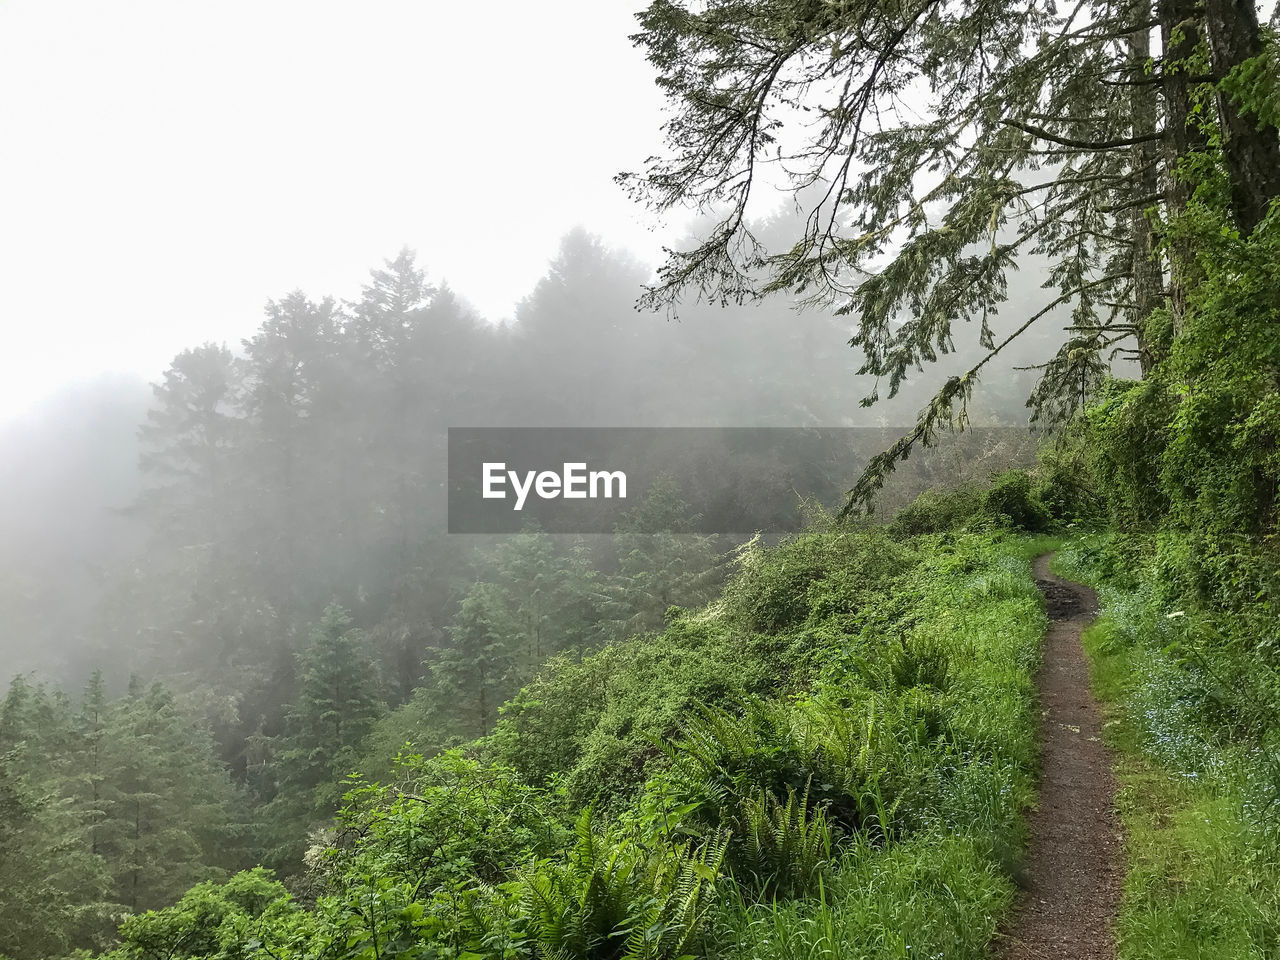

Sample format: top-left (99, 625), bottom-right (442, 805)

top-left (95, 519), bottom-right (1056, 960)
top-left (1057, 536), bottom-right (1280, 960)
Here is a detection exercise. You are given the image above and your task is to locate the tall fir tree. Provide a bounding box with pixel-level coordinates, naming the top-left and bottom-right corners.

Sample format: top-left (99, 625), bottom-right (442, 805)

top-left (264, 605), bottom-right (384, 869)
top-left (431, 582), bottom-right (518, 738)
top-left (93, 678), bottom-right (245, 915)
top-left (602, 476), bottom-right (723, 639)
top-left (621, 0), bottom-right (1280, 509)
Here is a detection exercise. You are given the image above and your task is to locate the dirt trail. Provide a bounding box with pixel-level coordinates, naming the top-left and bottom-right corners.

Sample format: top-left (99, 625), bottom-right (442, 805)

top-left (997, 553), bottom-right (1122, 960)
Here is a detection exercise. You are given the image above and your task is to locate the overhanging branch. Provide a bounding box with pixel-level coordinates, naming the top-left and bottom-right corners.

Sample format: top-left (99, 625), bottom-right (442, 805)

top-left (1001, 118), bottom-right (1165, 150)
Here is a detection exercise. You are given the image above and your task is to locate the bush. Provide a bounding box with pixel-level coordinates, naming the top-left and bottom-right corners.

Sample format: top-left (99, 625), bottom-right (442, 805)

top-left (489, 617), bottom-right (774, 804)
top-left (1083, 377), bottom-right (1177, 528)
top-left (101, 869), bottom-right (296, 960)
top-left (489, 531), bottom-right (919, 807)
top-left (1034, 440), bottom-right (1107, 526)
top-left (888, 470), bottom-right (1059, 535)
top-left (888, 486), bottom-right (984, 536)
top-left (720, 532), bottom-right (913, 634)
top-left (980, 470), bottom-right (1052, 532)
top-left (315, 751), bottom-right (568, 896)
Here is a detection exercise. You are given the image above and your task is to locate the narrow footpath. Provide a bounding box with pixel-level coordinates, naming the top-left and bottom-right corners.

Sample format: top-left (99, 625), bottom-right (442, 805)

top-left (998, 553), bottom-right (1123, 960)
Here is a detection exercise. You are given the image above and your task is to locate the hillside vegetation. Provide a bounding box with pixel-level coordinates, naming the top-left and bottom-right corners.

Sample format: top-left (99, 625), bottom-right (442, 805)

top-left (83, 509), bottom-right (1061, 960)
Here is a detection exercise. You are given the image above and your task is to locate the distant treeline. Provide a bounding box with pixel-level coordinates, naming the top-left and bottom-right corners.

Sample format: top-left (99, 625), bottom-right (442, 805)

top-left (0, 225), bottom-right (1054, 956)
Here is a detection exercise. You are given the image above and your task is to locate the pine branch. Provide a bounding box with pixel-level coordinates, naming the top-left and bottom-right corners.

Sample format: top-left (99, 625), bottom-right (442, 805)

top-left (1099, 192), bottom-right (1162, 213)
top-left (1097, 71), bottom-right (1217, 86)
top-left (1001, 118), bottom-right (1165, 149)
top-left (840, 270), bottom-right (1133, 516)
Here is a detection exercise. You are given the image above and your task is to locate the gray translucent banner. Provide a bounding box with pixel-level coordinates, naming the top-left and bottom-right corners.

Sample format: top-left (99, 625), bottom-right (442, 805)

top-left (447, 426), bottom-right (1032, 534)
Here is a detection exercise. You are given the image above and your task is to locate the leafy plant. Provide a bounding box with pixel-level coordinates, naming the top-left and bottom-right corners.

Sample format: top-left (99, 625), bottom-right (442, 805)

top-left (521, 807), bottom-right (726, 960)
top-left (317, 750), bottom-right (567, 897)
top-left (888, 642), bottom-right (951, 692)
top-left (731, 784), bottom-right (833, 899)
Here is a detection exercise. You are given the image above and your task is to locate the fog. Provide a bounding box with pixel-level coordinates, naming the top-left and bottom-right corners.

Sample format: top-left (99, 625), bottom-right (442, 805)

top-left (0, 0), bottom-right (1088, 774)
top-left (0, 0), bottom-right (672, 420)
top-left (0, 0), bottom-right (1082, 679)
top-left (0, 215), bottom-right (1068, 681)
top-left (0, 4), bottom-right (1102, 943)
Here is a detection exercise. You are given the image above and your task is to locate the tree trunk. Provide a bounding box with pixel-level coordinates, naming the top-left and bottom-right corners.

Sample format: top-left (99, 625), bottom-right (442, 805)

top-left (132, 800), bottom-right (141, 913)
top-left (1158, 0), bottom-right (1208, 330)
top-left (1129, 13), bottom-right (1164, 373)
top-left (1204, 0), bottom-right (1280, 236)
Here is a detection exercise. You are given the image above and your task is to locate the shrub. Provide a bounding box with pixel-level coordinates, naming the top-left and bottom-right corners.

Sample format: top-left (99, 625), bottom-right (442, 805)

top-left (980, 470), bottom-right (1052, 532)
top-left (101, 869), bottom-right (296, 960)
top-left (316, 751), bottom-right (567, 896)
top-left (1034, 439), bottom-right (1106, 525)
top-left (888, 486), bottom-right (984, 537)
top-left (720, 532), bottom-right (913, 634)
top-left (1083, 377), bottom-right (1176, 527)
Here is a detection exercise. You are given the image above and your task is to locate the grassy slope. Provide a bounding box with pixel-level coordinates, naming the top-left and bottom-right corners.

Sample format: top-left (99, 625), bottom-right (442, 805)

top-left (706, 533), bottom-right (1060, 960)
top-left (95, 528), bottom-right (1061, 960)
top-left (1057, 538), bottom-right (1280, 960)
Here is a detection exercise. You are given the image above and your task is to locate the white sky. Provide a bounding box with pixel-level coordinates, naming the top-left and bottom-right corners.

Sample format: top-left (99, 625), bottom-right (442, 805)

top-left (8, 2), bottom-right (1276, 425)
top-left (0, 1), bottom-right (680, 420)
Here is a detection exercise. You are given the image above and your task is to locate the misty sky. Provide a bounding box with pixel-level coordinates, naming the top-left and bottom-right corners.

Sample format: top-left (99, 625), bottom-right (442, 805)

top-left (10, 2), bottom-right (1277, 425)
top-left (0, 1), bottom-right (680, 421)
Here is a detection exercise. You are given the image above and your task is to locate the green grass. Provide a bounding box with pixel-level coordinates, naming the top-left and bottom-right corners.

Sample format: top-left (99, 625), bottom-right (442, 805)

top-left (700, 530), bottom-right (1049, 960)
top-left (1058, 539), bottom-right (1280, 960)
top-left (714, 835), bottom-right (1011, 960)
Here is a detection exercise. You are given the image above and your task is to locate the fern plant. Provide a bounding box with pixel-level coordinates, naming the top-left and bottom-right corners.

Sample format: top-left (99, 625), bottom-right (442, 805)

top-left (665, 700), bottom-right (810, 815)
top-left (659, 693), bottom-right (953, 898)
top-left (792, 695), bottom-right (948, 841)
top-left (520, 807), bottom-right (726, 960)
top-left (888, 641), bottom-right (951, 691)
top-left (731, 783), bottom-right (833, 900)
top-left (662, 701), bottom-right (850, 898)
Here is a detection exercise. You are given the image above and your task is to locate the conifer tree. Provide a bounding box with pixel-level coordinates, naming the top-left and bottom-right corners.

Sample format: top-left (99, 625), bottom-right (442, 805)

top-left (138, 343), bottom-right (243, 519)
top-left (281, 606), bottom-right (385, 789)
top-left (348, 249), bottom-right (436, 561)
top-left (602, 476), bottom-right (722, 638)
top-left (0, 747), bottom-right (108, 959)
top-left (431, 582), bottom-right (517, 737)
top-left (511, 229), bottom-right (656, 425)
top-left (264, 605), bottom-right (385, 868)
top-left (133, 343), bottom-right (251, 673)
top-left (94, 679), bottom-right (243, 914)
top-left (349, 247), bottom-right (436, 366)
top-left (0, 677), bottom-right (113, 957)
top-left (240, 293), bottom-right (347, 602)
top-left (76, 670), bottom-right (110, 859)
top-left (484, 529), bottom-right (600, 681)
top-left (621, 0), bottom-right (1280, 509)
